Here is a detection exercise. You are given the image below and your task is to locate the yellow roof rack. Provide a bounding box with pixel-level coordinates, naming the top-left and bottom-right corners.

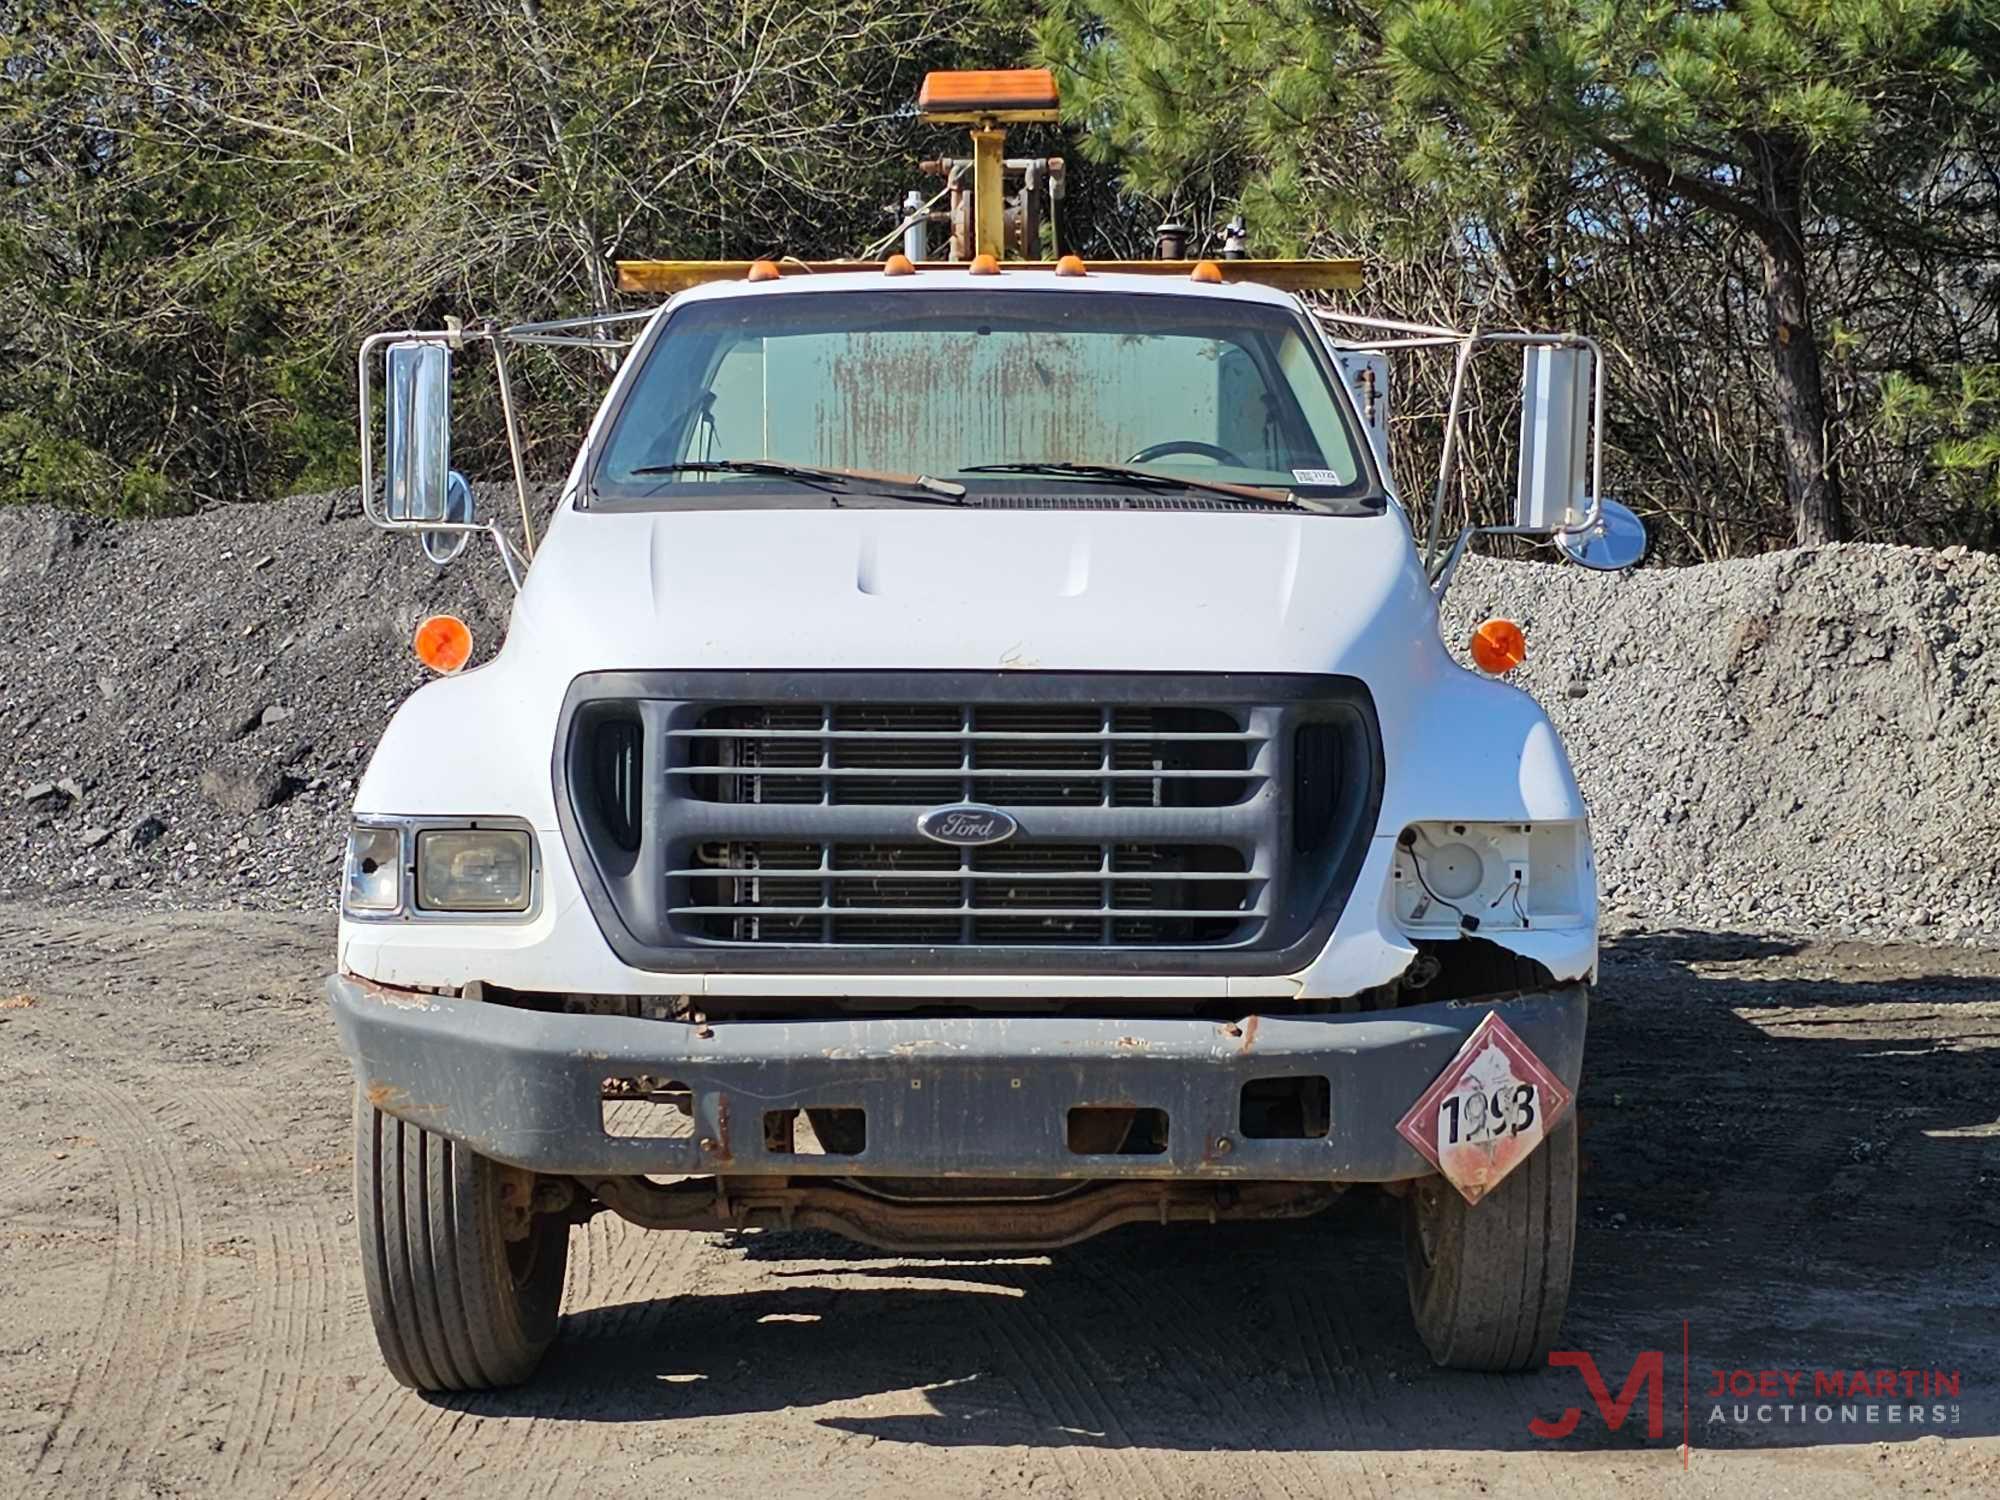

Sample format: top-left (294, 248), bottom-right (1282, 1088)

top-left (614, 259), bottom-right (1363, 295)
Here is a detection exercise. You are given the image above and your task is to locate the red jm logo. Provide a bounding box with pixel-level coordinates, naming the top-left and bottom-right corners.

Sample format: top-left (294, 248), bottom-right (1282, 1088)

top-left (1530, 1351), bottom-right (1667, 1440)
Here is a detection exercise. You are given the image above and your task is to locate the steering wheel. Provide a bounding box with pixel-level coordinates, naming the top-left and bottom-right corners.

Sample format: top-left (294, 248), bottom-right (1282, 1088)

top-left (1126, 439), bottom-right (1246, 467)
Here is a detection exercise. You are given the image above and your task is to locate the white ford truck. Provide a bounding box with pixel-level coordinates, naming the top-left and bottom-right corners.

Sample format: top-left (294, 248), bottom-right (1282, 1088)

top-left (330, 72), bottom-right (1644, 1394)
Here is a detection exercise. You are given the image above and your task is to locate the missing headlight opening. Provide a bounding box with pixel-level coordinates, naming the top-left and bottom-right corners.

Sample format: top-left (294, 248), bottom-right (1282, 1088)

top-left (1391, 821), bottom-right (1588, 935)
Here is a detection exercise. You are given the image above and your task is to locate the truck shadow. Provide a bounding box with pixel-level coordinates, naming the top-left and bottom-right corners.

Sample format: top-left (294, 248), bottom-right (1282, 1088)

top-left (442, 927), bottom-right (2000, 1455)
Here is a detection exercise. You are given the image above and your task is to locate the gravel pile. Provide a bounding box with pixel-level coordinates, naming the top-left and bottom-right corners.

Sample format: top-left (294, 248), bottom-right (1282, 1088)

top-left (3, 493), bottom-right (1997, 941)
top-left (0, 490), bottom-right (523, 910)
top-left (1448, 542), bottom-right (2000, 941)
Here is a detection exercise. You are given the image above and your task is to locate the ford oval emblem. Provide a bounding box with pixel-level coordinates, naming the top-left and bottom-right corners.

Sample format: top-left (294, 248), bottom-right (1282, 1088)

top-left (916, 803), bottom-right (1020, 847)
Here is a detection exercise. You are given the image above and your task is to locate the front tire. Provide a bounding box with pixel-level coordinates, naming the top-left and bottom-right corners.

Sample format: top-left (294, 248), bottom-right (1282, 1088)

top-left (1403, 1113), bottom-right (1577, 1371)
top-left (354, 1091), bottom-right (569, 1391)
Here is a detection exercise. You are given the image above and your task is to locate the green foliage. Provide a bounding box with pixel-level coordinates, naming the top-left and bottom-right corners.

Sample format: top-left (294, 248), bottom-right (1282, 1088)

top-left (1881, 366), bottom-right (2000, 509)
top-left (1, 0), bottom-right (1026, 514)
top-left (5, 0), bottom-right (1996, 551)
top-left (1037, 0), bottom-right (2000, 553)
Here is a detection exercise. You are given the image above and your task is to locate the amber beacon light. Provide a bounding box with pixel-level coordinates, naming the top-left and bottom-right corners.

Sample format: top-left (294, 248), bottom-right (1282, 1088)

top-left (915, 68), bottom-right (1061, 122)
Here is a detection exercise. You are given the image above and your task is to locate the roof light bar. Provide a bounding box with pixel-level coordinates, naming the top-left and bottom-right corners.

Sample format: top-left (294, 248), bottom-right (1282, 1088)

top-left (614, 259), bottom-right (1364, 293)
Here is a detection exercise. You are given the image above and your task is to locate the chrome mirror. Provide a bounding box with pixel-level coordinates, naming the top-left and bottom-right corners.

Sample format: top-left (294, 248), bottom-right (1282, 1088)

top-left (383, 341), bottom-right (451, 523)
top-left (421, 471), bottom-right (475, 565)
top-left (1557, 498), bottom-right (1648, 571)
top-left (1515, 344), bottom-right (1592, 531)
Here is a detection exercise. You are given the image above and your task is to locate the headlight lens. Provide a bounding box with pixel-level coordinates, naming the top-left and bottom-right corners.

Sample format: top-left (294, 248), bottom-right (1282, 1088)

top-left (343, 825), bottom-right (402, 912)
top-left (415, 827), bottom-right (532, 912)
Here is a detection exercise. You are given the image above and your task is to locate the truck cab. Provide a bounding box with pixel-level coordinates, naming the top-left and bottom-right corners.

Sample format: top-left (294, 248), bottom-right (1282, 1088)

top-left (330, 77), bottom-right (1644, 1393)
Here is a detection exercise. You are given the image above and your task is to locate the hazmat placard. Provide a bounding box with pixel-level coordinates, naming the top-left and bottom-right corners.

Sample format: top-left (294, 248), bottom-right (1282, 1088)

top-left (1396, 1012), bottom-right (1572, 1205)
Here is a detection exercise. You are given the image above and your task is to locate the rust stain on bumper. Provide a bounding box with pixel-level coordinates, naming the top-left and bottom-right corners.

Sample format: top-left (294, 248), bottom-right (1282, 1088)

top-left (343, 973), bottom-right (440, 1012)
top-left (365, 1082), bottom-right (410, 1112)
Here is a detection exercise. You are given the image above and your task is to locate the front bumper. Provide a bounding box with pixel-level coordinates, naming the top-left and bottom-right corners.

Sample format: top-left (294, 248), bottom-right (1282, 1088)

top-left (329, 976), bottom-right (1588, 1182)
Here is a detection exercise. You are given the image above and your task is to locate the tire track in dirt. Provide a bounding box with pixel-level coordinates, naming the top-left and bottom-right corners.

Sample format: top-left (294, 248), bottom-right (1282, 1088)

top-left (971, 1264), bottom-right (1173, 1498)
top-left (1068, 1241), bottom-right (1322, 1500)
top-left (291, 1362), bottom-right (448, 1500)
top-left (1291, 1254), bottom-right (1405, 1500)
top-left (508, 1218), bottom-right (719, 1500)
top-left (298, 1206), bottom-right (716, 1500)
top-left (26, 1078), bottom-right (207, 1500)
top-left (965, 1285), bottom-right (1119, 1496)
top-left (1279, 1231), bottom-right (1585, 1500)
top-left (192, 1083), bottom-right (348, 1493)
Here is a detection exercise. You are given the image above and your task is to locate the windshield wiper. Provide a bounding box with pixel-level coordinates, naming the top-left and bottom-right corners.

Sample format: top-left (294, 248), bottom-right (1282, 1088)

top-left (959, 461), bottom-right (1365, 515)
top-left (628, 459), bottom-right (965, 504)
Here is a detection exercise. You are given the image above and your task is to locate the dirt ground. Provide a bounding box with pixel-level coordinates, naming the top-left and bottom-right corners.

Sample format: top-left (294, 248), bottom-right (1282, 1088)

top-left (2, 905), bottom-right (1997, 1499)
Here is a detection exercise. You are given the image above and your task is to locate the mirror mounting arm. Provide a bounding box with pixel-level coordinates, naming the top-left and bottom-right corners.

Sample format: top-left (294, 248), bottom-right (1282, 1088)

top-left (485, 330), bottom-right (536, 561)
top-left (1314, 313), bottom-right (1609, 570)
top-left (1430, 522), bottom-right (1547, 602)
top-left (357, 307), bottom-right (662, 588)
top-left (358, 327), bottom-right (532, 587)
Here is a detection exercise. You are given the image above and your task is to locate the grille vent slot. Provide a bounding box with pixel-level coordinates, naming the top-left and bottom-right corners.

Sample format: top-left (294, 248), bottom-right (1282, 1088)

top-left (675, 703), bottom-right (1256, 809)
top-left (590, 714), bottom-right (644, 853)
top-left (675, 841), bottom-right (1257, 947)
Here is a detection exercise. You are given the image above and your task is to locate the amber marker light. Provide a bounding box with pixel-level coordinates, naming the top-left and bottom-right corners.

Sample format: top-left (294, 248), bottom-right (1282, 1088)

top-left (883, 253), bottom-right (915, 276)
top-left (746, 259), bottom-right (781, 282)
top-left (1469, 618), bottom-right (1527, 675)
top-left (1055, 254), bottom-right (1087, 277)
top-left (1189, 260), bottom-right (1225, 284)
top-left (968, 252), bottom-right (1001, 276)
top-left (413, 614), bottom-right (473, 675)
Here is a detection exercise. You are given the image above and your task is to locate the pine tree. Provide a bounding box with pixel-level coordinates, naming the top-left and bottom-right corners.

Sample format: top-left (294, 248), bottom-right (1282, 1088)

top-left (1040, 0), bottom-right (2000, 548)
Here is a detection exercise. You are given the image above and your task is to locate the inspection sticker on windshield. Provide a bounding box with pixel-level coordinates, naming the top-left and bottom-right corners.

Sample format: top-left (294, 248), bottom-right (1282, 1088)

top-left (1396, 1013), bottom-right (1571, 1205)
top-left (1290, 467), bottom-right (1346, 486)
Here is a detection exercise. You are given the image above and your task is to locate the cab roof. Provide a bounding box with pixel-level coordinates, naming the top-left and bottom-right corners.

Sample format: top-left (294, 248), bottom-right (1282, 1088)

top-left (639, 266), bottom-right (1328, 313)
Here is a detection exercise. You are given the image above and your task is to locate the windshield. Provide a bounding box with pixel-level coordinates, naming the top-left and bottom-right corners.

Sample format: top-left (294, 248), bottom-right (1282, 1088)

top-left (591, 289), bottom-right (1374, 503)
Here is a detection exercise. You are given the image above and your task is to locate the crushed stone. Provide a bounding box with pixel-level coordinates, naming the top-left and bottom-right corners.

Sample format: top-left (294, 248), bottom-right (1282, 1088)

top-left (1446, 543), bottom-right (2000, 943)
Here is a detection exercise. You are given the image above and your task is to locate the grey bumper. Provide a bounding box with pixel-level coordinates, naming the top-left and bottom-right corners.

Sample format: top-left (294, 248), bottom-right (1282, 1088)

top-left (328, 977), bottom-right (1587, 1181)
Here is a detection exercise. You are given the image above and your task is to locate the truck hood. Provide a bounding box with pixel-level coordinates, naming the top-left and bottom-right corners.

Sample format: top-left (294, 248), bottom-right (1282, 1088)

top-left (361, 500), bottom-right (1589, 890)
top-left (507, 505), bottom-right (1439, 678)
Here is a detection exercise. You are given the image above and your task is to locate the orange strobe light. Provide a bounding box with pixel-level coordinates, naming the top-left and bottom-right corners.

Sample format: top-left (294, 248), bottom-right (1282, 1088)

top-left (1189, 260), bottom-right (1225, 284)
top-left (414, 614), bottom-right (473, 675)
top-left (1469, 618), bottom-right (1527, 675)
top-left (916, 69), bottom-right (1061, 122)
top-left (968, 252), bottom-right (1001, 275)
top-left (884, 253), bottom-right (915, 276)
top-left (746, 259), bottom-right (781, 282)
top-left (1055, 254), bottom-right (1088, 277)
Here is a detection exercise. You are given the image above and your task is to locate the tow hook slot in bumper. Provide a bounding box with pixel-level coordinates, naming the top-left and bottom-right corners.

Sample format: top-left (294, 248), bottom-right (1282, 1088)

top-left (328, 975), bottom-right (1588, 1183)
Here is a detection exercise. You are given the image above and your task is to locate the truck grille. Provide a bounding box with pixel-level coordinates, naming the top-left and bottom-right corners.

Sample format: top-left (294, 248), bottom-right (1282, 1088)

top-left (678, 840), bottom-right (1255, 946)
top-left (558, 672), bottom-right (1381, 974)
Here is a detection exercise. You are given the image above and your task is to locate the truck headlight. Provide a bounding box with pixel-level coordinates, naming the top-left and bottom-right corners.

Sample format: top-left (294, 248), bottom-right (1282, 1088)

top-left (415, 827), bottom-right (532, 912)
top-left (1391, 820), bottom-right (1590, 933)
top-left (343, 825), bottom-right (402, 912)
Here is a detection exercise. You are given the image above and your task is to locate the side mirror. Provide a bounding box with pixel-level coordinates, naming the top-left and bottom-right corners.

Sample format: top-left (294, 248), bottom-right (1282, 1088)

top-left (421, 471), bottom-right (476, 565)
top-left (383, 341), bottom-right (452, 523)
top-left (1515, 345), bottom-right (1592, 531)
top-left (1557, 498), bottom-right (1648, 571)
